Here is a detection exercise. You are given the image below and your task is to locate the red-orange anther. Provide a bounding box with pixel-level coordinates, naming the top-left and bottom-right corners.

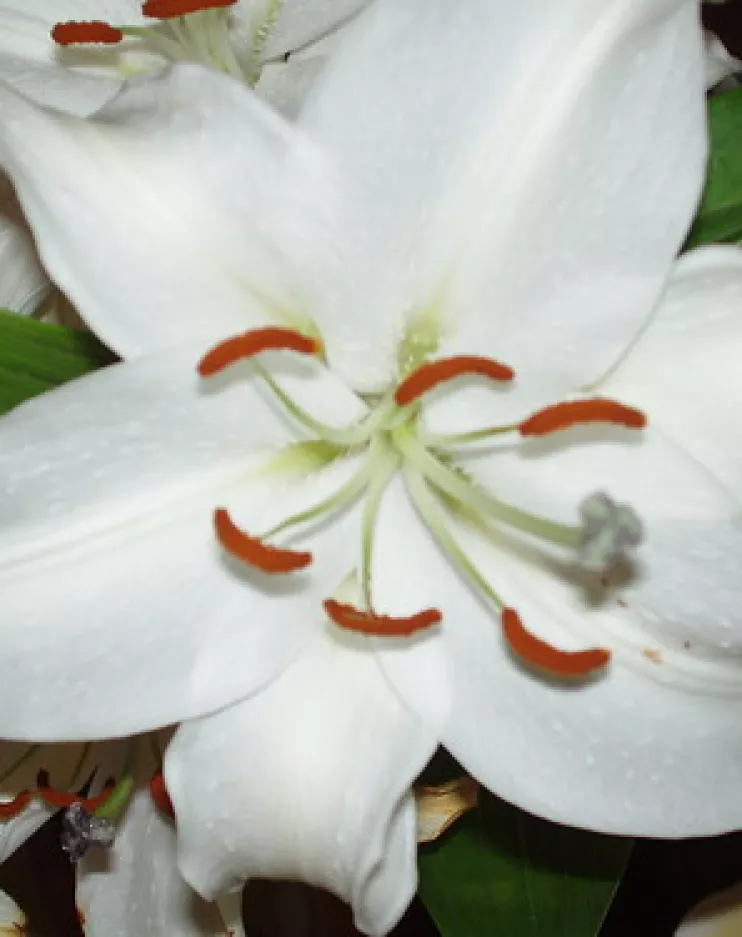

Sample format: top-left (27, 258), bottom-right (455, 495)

top-left (324, 599), bottom-right (442, 637)
top-left (519, 399), bottom-right (646, 436)
top-left (142, 0), bottom-right (238, 18)
top-left (198, 328), bottom-right (322, 377)
top-left (0, 790), bottom-right (32, 819)
top-left (501, 608), bottom-right (611, 677)
top-left (149, 771), bottom-right (175, 820)
top-left (395, 356), bottom-right (515, 406)
top-left (214, 508), bottom-right (312, 573)
top-left (52, 21), bottom-right (124, 45)
top-left (35, 770), bottom-right (117, 811)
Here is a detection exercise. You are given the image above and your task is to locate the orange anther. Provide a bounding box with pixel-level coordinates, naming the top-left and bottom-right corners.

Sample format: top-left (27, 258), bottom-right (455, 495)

top-left (395, 356), bottom-right (515, 406)
top-left (502, 608), bottom-right (611, 677)
top-left (214, 508), bottom-right (312, 573)
top-left (149, 771), bottom-right (175, 820)
top-left (198, 328), bottom-right (322, 377)
top-left (142, 0), bottom-right (237, 18)
top-left (519, 399), bottom-right (646, 436)
top-left (35, 770), bottom-right (116, 811)
top-left (51, 21), bottom-right (124, 45)
top-left (0, 790), bottom-right (32, 819)
top-left (324, 599), bottom-right (442, 637)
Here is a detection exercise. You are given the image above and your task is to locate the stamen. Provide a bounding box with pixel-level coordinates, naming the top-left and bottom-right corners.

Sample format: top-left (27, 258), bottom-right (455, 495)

top-left (0, 790), bottom-right (32, 819)
top-left (214, 508), bottom-right (312, 573)
top-left (197, 328), bottom-right (322, 377)
top-left (395, 356), bottom-right (515, 406)
top-left (51, 21), bottom-right (124, 46)
top-left (324, 598), bottom-right (441, 637)
top-left (149, 770), bottom-right (175, 820)
top-left (142, 0), bottom-right (238, 18)
top-left (35, 770), bottom-right (116, 812)
top-left (501, 608), bottom-right (611, 677)
top-left (519, 399), bottom-right (646, 436)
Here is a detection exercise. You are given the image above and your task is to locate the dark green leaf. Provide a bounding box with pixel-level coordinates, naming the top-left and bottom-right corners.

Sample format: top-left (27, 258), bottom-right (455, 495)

top-left (0, 309), bottom-right (115, 416)
top-left (686, 87), bottom-right (742, 248)
top-left (419, 792), bottom-right (632, 937)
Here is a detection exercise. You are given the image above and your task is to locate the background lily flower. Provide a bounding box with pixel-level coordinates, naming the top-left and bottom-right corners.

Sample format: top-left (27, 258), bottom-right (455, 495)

top-left (0, 0), bottom-right (740, 932)
top-left (0, 0), bottom-right (371, 318)
top-left (675, 881), bottom-right (742, 936)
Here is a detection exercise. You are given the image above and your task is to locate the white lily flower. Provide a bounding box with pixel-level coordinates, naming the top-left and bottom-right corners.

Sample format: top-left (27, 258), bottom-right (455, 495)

top-left (0, 0), bottom-right (370, 116)
top-left (0, 0), bottom-right (740, 931)
top-left (0, 0), bottom-right (371, 315)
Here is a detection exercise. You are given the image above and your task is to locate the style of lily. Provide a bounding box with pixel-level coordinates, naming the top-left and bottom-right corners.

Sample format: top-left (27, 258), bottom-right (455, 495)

top-left (0, 0), bottom-right (370, 318)
top-left (1, 0), bottom-right (742, 933)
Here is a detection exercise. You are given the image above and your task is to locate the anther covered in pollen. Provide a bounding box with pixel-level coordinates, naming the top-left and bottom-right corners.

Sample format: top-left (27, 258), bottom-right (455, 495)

top-left (51, 21), bottom-right (124, 46)
top-left (324, 599), bottom-right (442, 637)
top-left (519, 399), bottom-right (647, 436)
top-left (214, 508), bottom-right (312, 574)
top-left (199, 332), bottom-right (649, 683)
top-left (197, 327), bottom-right (323, 377)
top-left (502, 608), bottom-right (611, 677)
top-left (395, 355), bottom-right (515, 407)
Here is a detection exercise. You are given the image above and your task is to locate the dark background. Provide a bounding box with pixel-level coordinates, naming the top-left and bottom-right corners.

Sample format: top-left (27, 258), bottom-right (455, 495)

top-left (3, 3), bottom-right (742, 935)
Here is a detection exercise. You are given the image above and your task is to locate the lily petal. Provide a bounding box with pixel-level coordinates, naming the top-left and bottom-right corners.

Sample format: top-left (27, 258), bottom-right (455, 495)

top-left (165, 630), bottom-right (436, 937)
top-left (0, 65), bottom-right (316, 356)
top-left (0, 889), bottom-right (25, 935)
top-left (675, 882), bottom-right (742, 936)
top-left (599, 246), bottom-right (742, 496)
top-left (0, 176), bottom-right (47, 314)
top-left (286, 0), bottom-right (705, 397)
top-left (0, 343), bottom-right (366, 739)
top-left (260, 0), bottom-right (371, 62)
top-left (77, 786), bottom-right (225, 937)
top-left (372, 476), bottom-right (742, 836)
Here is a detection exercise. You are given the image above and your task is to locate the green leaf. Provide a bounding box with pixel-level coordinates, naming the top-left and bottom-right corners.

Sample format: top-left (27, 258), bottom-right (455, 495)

top-left (686, 87), bottom-right (742, 248)
top-left (0, 309), bottom-right (115, 416)
top-left (418, 792), bottom-right (632, 937)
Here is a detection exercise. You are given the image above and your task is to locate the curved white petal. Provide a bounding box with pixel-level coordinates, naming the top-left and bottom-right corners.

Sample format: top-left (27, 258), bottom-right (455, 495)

top-left (0, 343), bottom-right (367, 739)
top-left (0, 65), bottom-right (318, 356)
top-left (0, 177), bottom-right (47, 314)
top-left (704, 30), bottom-right (742, 89)
top-left (372, 476), bottom-right (742, 836)
top-left (0, 889), bottom-right (25, 934)
top-left (676, 882), bottom-right (742, 936)
top-left (600, 246), bottom-right (742, 496)
top-left (77, 786), bottom-right (225, 937)
top-left (165, 630), bottom-right (436, 937)
top-left (285, 0), bottom-right (705, 397)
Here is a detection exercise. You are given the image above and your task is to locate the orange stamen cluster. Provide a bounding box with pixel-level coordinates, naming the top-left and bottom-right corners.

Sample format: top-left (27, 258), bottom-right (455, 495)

top-left (51, 21), bottom-right (124, 45)
top-left (198, 327), bottom-right (322, 376)
top-left (142, 0), bottom-right (239, 19)
top-left (0, 771), bottom-right (116, 819)
top-left (519, 399), bottom-right (646, 437)
top-left (214, 508), bottom-right (312, 574)
top-left (324, 599), bottom-right (442, 637)
top-left (502, 608), bottom-right (610, 677)
top-left (149, 771), bottom-right (175, 820)
top-left (395, 355), bottom-right (515, 407)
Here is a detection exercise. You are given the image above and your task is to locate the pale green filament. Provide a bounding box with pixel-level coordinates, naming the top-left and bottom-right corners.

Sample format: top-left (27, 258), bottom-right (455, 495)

top-left (359, 444), bottom-right (400, 609)
top-left (393, 424), bottom-right (581, 549)
top-left (93, 741), bottom-right (135, 820)
top-left (249, 0), bottom-right (287, 82)
top-left (423, 422), bottom-right (519, 448)
top-left (403, 465), bottom-right (506, 611)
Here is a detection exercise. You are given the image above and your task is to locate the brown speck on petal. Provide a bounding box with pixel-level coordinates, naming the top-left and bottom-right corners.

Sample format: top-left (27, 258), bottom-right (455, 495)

top-left (643, 648), bottom-right (663, 664)
top-left (415, 776), bottom-right (479, 843)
